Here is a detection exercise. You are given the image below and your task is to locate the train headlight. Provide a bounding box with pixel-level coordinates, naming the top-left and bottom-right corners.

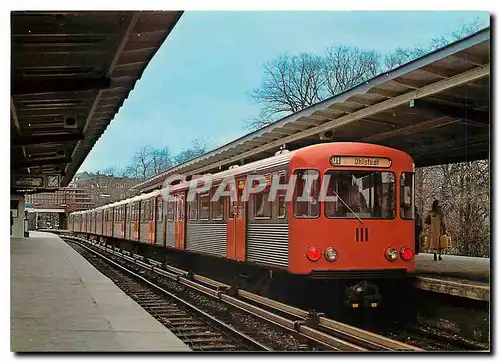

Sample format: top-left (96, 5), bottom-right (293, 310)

top-left (400, 247), bottom-right (414, 261)
top-left (385, 247), bottom-right (398, 261)
top-left (306, 246), bottom-right (321, 261)
top-left (324, 247), bottom-right (338, 262)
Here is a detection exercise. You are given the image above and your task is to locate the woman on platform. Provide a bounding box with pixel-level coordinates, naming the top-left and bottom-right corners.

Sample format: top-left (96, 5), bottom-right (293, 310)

top-left (425, 200), bottom-right (447, 261)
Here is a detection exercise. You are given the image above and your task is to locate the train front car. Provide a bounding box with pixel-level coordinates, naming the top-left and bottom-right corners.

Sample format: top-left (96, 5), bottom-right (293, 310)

top-left (287, 142), bottom-right (415, 308)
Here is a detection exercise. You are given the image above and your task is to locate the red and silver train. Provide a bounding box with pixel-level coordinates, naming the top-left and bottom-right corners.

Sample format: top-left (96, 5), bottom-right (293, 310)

top-left (69, 142), bottom-right (416, 304)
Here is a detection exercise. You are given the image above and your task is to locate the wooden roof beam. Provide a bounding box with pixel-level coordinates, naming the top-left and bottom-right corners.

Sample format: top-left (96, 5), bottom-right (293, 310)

top-left (409, 99), bottom-right (489, 126)
top-left (12, 77), bottom-right (111, 95)
top-left (12, 133), bottom-right (85, 147)
top-left (360, 116), bottom-right (458, 143)
top-left (13, 157), bottom-right (72, 169)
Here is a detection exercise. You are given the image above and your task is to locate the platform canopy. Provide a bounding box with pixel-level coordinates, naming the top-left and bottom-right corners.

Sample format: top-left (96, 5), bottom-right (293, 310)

top-left (11, 11), bottom-right (182, 194)
top-left (135, 28), bottom-right (490, 194)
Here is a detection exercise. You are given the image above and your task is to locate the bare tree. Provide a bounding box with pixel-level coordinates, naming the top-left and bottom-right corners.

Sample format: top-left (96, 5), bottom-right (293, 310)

top-left (249, 53), bottom-right (326, 129)
top-left (248, 47), bottom-right (382, 130)
top-left (417, 160), bottom-right (490, 257)
top-left (384, 46), bottom-right (428, 71)
top-left (385, 18), bottom-right (486, 70)
top-left (248, 18), bottom-right (487, 130)
top-left (323, 45), bottom-right (380, 96)
top-left (174, 138), bottom-right (209, 165)
top-left (132, 146), bottom-right (155, 180)
top-left (151, 147), bottom-right (173, 175)
top-left (100, 166), bottom-right (117, 177)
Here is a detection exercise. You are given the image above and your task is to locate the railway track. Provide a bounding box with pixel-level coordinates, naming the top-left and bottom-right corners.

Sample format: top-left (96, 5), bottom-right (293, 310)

top-left (63, 235), bottom-right (422, 352)
top-left (69, 241), bottom-right (269, 351)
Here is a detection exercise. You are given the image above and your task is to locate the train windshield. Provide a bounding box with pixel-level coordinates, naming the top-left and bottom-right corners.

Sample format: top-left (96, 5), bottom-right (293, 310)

top-left (324, 170), bottom-right (395, 219)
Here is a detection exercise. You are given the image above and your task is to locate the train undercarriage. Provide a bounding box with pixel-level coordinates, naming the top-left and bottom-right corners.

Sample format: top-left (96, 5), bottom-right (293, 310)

top-left (77, 233), bottom-right (416, 316)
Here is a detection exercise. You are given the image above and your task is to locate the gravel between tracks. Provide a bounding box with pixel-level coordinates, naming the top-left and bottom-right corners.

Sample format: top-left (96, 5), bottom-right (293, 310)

top-left (68, 240), bottom-right (307, 351)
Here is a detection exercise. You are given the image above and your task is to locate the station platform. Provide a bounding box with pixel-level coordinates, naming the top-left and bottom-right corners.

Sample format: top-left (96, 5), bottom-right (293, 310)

top-left (11, 231), bottom-right (191, 352)
top-left (413, 253), bottom-right (490, 302)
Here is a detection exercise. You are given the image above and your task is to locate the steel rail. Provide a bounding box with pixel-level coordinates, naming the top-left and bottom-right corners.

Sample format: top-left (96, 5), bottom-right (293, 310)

top-left (65, 237), bottom-right (272, 352)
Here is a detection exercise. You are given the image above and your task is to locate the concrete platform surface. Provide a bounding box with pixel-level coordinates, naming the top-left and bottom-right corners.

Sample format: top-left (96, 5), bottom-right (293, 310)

top-left (11, 231), bottom-right (191, 352)
top-left (415, 253), bottom-right (490, 282)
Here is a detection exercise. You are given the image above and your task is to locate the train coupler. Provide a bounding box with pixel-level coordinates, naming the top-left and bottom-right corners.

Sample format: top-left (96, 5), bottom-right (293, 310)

top-left (344, 281), bottom-right (381, 309)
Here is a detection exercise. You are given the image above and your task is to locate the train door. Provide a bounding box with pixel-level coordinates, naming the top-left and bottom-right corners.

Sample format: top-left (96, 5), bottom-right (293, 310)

top-left (105, 210), bottom-right (109, 236)
top-left (125, 204), bottom-right (131, 240)
top-left (149, 199), bottom-right (155, 244)
top-left (227, 177), bottom-right (246, 261)
top-left (134, 202), bottom-right (139, 240)
top-left (155, 195), bottom-right (165, 246)
top-left (174, 193), bottom-right (185, 249)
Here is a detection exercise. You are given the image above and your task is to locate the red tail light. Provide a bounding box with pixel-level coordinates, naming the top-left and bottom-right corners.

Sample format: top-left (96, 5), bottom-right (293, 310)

top-left (400, 247), bottom-right (413, 261)
top-left (306, 246), bottom-right (321, 261)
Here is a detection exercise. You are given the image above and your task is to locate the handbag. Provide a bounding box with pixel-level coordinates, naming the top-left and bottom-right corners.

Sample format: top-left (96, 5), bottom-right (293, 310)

top-left (439, 234), bottom-right (452, 249)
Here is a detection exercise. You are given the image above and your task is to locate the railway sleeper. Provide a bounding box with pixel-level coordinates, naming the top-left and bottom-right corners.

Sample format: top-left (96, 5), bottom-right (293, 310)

top-left (194, 344), bottom-right (238, 351)
top-left (166, 320), bottom-right (206, 327)
top-left (187, 337), bottom-right (230, 344)
top-left (178, 331), bottom-right (221, 338)
top-left (160, 317), bottom-right (195, 323)
top-left (174, 325), bottom-right (212, 332)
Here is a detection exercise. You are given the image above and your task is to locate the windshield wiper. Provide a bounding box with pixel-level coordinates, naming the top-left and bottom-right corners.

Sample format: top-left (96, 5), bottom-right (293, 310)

top-left (332, 190), bottom-right (364, 225)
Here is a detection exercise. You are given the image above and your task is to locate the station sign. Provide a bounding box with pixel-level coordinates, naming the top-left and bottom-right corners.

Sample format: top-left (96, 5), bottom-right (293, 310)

top-left (13, 175), bottom-right (43, 188)
top-left (12, 174), bottom-right (62, 189)
top-left (330, 156), bottom-right (392, 168)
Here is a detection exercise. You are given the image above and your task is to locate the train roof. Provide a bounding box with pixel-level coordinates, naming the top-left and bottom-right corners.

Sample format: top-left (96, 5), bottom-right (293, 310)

top-left (70, 142), bottom-right (413, 215)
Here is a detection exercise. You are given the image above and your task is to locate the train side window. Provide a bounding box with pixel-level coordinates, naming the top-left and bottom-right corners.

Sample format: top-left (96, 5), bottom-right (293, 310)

top-left (175, 197), bottom-right (181, 220)
top-left (174, 198), bottom-right (180, 220)
top-left (212, 193), bottom-right (224, 221)
top-left (293, 169), bottom-right (320, 218)
top-left (254, 189), bottom-right (272, 219)
top-left (189, 196), bottom-right (198, 221)
top-left (199, 193), bottom-right (210, 220)
top-left (277, 194), bottom-right (286, 219)
top-left (228, 199), bottom-right (234, 219)
top-left (400, 173), bottom-right (414, 219)
top-left (167, 202), bottom-right (174, 221)
top-left (157, 198), bottom-right (163, 222)
top-left (277, 172), bottom-right (287, 219)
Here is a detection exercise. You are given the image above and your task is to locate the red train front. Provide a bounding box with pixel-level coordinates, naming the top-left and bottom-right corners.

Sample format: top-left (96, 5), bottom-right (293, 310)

top-left (288, 143), bottom-right (415, 277)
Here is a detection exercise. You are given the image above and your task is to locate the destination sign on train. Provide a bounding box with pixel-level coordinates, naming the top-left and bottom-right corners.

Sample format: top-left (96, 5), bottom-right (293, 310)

top-left (329, 156), bottom-right (392, 168)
